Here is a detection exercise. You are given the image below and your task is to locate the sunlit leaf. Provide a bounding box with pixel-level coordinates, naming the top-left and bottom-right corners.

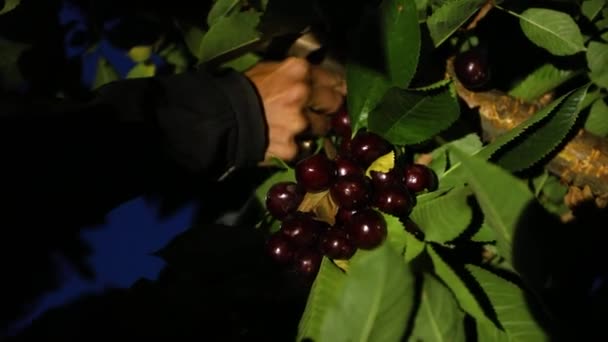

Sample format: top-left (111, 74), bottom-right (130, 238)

top-left (516, 8), bottom-right (585, 56)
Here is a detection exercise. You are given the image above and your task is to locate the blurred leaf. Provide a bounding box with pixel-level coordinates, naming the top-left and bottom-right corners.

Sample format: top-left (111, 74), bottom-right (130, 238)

top-left (257, 0), bottom-right (312, 38)
top-left (158, 44), bottom-right (190, 74)
top-left (221, 52), bottom-right (261, 72)
top-left (0, 0), bottom-right (21, 15)
top-left (409, 273), bottom-right (466, 342)
top-left (382, 0), bottom-right (421, 88)
top-left (468, 265), bottom-right (549, 341)
top-left (410, 78), bottom-right (452, 91)
top-left (92, 57), bottom-right (119, 90)
top-left (127, 46), bottom-right (152, 63)
top-left (411, 185), bottom-right (473, 242)
top-left (346, 63), bottom-right (391, 132)
top-left (368, 86), bottom-right (460, 145)
top-left (427, 244), bottom-right (488, 321)
top-left (207, 0), bottom-right (240, 26)
top-left (0, 37), bottom-right (28, 89)
top-left (415, 0), bottom-right (429, 20)
top-left (199, 10), bottom-right (261, 63)
top-left (426, 0), bottom-right (487, 47)
top-left (451, 148), bottom-right (535, 263)
top-left (586, 41), bottom-right (608, 88)
top-left (495, 84), bottom-right (589, 172)
top-left (516, 8), bottom-right (585, 56)
top-left (508, 63), bottom-right (578, 102)
top-left (126, 63), bottom-right (156, 79)
top-left (319, 243), bottom-right (415, 342)
top-left (297, 258), bottom-right (347, 341)
top-left (184, 26), bottom-right (207, 60)
top-left (584, 97), bottom-right (608, 136)
top-left (582, 0), bottom-right (605, 22)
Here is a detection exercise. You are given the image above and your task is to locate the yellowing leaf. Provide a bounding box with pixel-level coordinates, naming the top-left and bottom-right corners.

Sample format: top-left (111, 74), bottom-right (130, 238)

top-left (365, 151), bottom-right (395, 176)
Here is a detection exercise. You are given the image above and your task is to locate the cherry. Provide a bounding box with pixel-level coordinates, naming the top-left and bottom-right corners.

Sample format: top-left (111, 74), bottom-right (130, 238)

top-left (266, 233), bottom-right (295, 265)
top-left (330, 175), bottom-right (371, 209)
top-left (294, 248), bottom-right (323, 278)
top-left (335, 155), bottom-right (364, 178)
top-left (346, 208), bottom-right (387, 250)
top-left (372, 184), bottom-right (415, 217)
top-left (403, 163), bottom-right (438, 193)
top-left (335, 207), bottom-right (359, 226)
top-left (320, 229), bottom-right (356, 260)
top-left (280, 213), bottom-right (322, 247)
top-left (349, 131), bottom-right (393, 168)
top-left (330, 107), bottom-right (352, 138)
top-left (295, 153), bottom-right (336, 193)
top-left (369, 169), bottom-right (401, 189)
top-left (454, 48), bottom-right (490, 89)
top-left (265, 181), bottom-right (305, 220)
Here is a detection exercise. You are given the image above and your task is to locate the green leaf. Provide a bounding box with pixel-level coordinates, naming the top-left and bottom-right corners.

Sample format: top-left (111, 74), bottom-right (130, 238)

top-left (297, 258), bottom-right (348, 341)
top-left (221, 52), bottom-right (261, 72)
top-left (409, 274), bottom-right (466, 342)
top-left (582, 0), bottom-right (605, 22)
top-left (411, 185), bottom-right (473, 242)
top-left (585, 97), bottom-right (608, 136)
top-left (0, 37), bottom-right (28, 89)
top-left (385, 213), bottom-right (408, 254)
top-left (516, 8), bottom-right (585, 56)
top-left (587, 41), bottom-right (608, 88)
top-left (125, 62), bottom-right (156, 79)
top-left (472, 221), bottom-right (497, 243)
top-left (254, 168), bottom-right (295, 205)
top-left (467, 265), bottom-right (549, 341)
top-left (346, 63), bottom-right (391, 132)
top-left (207, 0), bottom-right (240, 26)
top-left (427, 244), bottom-right (487, 321)
top-left (508, 63), bottom-right (578, 102)
top-left (92, 57), bottom-right (120, 90)
top-left (410, 78), bottom-right (452, 91)
top-left (199, 10), bottom-right (261, 63)
top-left (404, 229), bottom-right (425, 262)
top-left (183, 26), bottom-right (207, 60)
top-left (428, 133), bottom-right (483, 178)
top-left (382, 0), bottom-right (421, 88)
top-left (368, 86), bottom-right (460, 145)
top-left (158, 44), bottom-right (190, 74)
top-left (426, 0), bottom-right (487, 47)
top-left (319, 243), bottom-right (415, 342)
top-left (415, 0), bottom-right (429, 21)
top-left (495, 84), bottom-right (589, 172)
top-left (0, 0), bottom-right (20, 15)
top-left (451, 148), bottom-right (535, 263)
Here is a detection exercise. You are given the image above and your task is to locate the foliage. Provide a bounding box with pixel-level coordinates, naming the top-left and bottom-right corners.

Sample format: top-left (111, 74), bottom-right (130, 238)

top-left (1, 0), bottom-right (607, 340)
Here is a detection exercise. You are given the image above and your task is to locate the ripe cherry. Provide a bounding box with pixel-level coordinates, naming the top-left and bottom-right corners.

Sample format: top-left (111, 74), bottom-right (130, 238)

top-left (320, 229), bottom-right (356, 260)
top-left (346, 208), bottom-right (387, 250)
top-left (330, 107), bottom-right (352, 138)
top-left (280, 213), bottom-right (322, 247)
top-left (295, 153), bottom-right (336, 193)
top-left (454, 48), bottom-right (490, 89)
top-left (330, 175), bottom-right (371, 209)
top-left (372, 184), bottom-right (415, 217)
top-left (266, 233), bottom-right (295, 265)
top-left (265, 181), bottom-right (305, 220)
top-left (294, 248), bottom-right (323, 278)
top-left (335, 207), bottom-right (359, 226)
top-left (403, 163), bottom-right (438, 193)
top-left (349, 131), bottom-right (393, 168)
top-left (335, 155), bottom-right (364, 178)
top-left (369, 169), bottom-right (401, 189)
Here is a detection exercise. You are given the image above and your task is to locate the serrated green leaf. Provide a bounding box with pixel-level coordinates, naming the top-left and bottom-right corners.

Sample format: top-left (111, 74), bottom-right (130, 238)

top-left (404, 229), bottom-right (425, 262)
top-left (368, 86), bottom-right (460, 145)
top-left (410, 78), bottom-right (452, 91)
top-left (508, 63), bottom-right (578, 102)
top-left (472, 221), bottom-right (497, 243)
top-left (92, 57), bottom-right (120, 90)
top-left (199, 11), bottom-right (261, 63)
top-left (0, 37), bottom-right (28, 88)
top-left (207, 0), bottom-right (240, 26)
top-left (184, 26), bottom-right (207, 61)
top-left (516, 8), bottom-right (585, 56)
top-left (382, 0), bottom-right (421, 88)
top-left (0, 0), bottom-right (20, 15)
top-left (410, 273), bottom-right (466, 342)
top-left (411, 185), bottom-right (473, 242)
top-left (585, 97), bottom-right (608, 136)
top-left (427, 244), bottom-right (488, 321)
top-left (495, 84), bottom-right (589, 172)
top-left (126, 62), bottom-right (156, 79)
top-left (582, 0), bottom-right (605, 22)
top-left (385, 213), bottom-right (408, 253)
top-left (587, 41), bottom-right (608, 88)
top-left (467, 265), bottom-right (549, 341)
top-left (346, 63), bottom-right (391, 132)
top-left (221, 52), bottom-right (261, 72)
top-left (297, 258), bottom-right (348, 341)
top-left (254, 168), bottom-right (295, 205)
top-left (426, 0), bottom-right (487, 47)
top-left (319, 243), bottom-right (415, 342)
top-left (451, 148), bottom-right (534, 263)
top-left (428, 133), bottom-right (483, 177)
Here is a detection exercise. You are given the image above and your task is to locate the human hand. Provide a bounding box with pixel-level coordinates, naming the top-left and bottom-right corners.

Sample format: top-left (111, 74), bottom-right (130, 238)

top-left (245, 57), bottom-right (345, 164)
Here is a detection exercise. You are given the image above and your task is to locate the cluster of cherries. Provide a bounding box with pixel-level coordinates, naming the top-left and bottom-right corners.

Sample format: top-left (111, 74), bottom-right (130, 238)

top-left (264, 108), bottom-right (438, 280)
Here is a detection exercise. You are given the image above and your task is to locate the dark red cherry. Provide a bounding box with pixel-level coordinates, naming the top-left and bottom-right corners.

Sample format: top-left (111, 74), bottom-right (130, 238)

top-left (295, 153), bottom-right (336, 193)
top-left (335, 207), bottom-right (359, 226)
top-left (330, 107), bottom-right (352, 138)
top-left (403, 163), bottom-right (438, 193)
top-left (454, 48), bottom-right (491, 89)
top-left (280, 213), bottom-right (322, 247)
top-left (335, 156), bottom-right (364, 178)
top-left (320, 229), bottom-right (356, 260)
top-left (350, 131), bottom-right (393, 168)
top-left (294, 248), bottom-right (323, 278)
top-left (346, 208), bottom-right (387, 250)
top-left (266, 233), bottom-right (295, 265)
top-left (369, 169), bottom-right (401, 189)
top-left (330, 175), bottom-right (371, 209)
top-left (372, 184), bottom-right (415, 217)
top-left (265, 181), bottom-right (305, 220)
